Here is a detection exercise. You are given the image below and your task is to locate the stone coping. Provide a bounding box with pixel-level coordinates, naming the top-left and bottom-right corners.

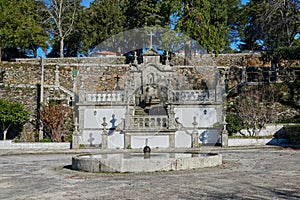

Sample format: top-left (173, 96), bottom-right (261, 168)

top-left (72, 152), bottom-right (222, 172)
top-left (228, 138), bottom-right (289, 147)
top-left (0, 140), bottom-right (71, 149)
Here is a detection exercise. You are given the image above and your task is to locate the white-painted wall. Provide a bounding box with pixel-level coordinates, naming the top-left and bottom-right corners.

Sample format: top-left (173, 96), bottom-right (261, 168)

top-left (81, 107), bottom-right (220, 148)
top-left (131, 135), bottom-right (169, 148)
top-left (82, 130), bottom-right (102, 146)
top-left (174, 107), bottom-right (219, 145)
top-left (175, 131), bottom-right (191, 147)
top-left (237, 124), bottom-right (284, 137)
top-left (84, 108), bottom-right (126, 129)
top-left (82, 108), bottom-right (126, 145)
top-left (108, 131), bottom-right (124, 149)
top-left (174, 107), bottom-right (217, 127)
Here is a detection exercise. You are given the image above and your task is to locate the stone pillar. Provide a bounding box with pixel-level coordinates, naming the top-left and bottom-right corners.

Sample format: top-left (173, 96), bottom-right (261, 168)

top-left (167, 105), bottom-right (176, 129)
top-left (55, 65), bottom-right (60, 87)
top-left (169, 133), bottom-right (175, 148)
top-left (124, 133), bottom-right (131, 149)
top-left (221, 123), bottom-right (228, 147)
top-left (78, 107), bottom-right (85, 131)
top-left (101, 117), bottom-right (108, 149)
top-left (72, 117), bottom-right (80, 149)
top-left (192, 116), bottom-right (199, 148)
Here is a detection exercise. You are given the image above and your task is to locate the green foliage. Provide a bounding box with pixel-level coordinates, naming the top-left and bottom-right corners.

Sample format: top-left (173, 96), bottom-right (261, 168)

top-left (125, 0), bottom-right (169, 29)
top-left (274, 46), bottom-right (300, 61)
top-left (0, 0), bottom-right (47, 60)
top-left (39, 138), bottom-right (52, 143)
top-left (0, 99), bottom-right (30, 140)
top-left (79, 0), bottom-right (126, 55)
top-left (240, 0), bottom-right (300, 64)
top-left (173, 0), bottom-right (230, 54)
top-left (226, 113), bottom-right (243, 136)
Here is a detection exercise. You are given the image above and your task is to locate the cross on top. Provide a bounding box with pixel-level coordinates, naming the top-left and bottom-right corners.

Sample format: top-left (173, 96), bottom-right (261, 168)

top-left (114, 75), bottom-right (121, 82)
top-left (114, 75), bottom-right (121, 90)
top-left (147, 31), bottom-right (154, 49)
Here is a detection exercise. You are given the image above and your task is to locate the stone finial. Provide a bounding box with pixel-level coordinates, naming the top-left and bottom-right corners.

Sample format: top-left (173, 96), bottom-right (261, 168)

top-left (166, 51), bottom-right (170, 65)
top-left (134, 51), bottom-right (138, 64)
top-left (192, 116), bottom-right (198, 129)
top-left (74, 117), bottom-right (79, 133)
top-left (102, 117), bottom-right (107, 128)
top-left (102, 117), bottom-right (108, 135)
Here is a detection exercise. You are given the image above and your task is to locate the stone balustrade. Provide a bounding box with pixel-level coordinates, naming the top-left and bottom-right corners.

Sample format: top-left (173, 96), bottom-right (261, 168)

top-left (130, 116), bottom-right (169, 129)
top-left (173, 90), bottom-right (215, 102)
top-left (82, 91), bottom-right (125, 103)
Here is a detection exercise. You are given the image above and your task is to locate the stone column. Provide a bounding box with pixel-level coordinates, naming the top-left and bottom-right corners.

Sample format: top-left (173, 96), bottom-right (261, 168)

top-left (124, 133), bottom-right (131, 149)
top-left (72, 117), bottom-right (80, 149)
top-left (167, 105), bottom-right (176, 129)
top-left (221, 122), bottom-right (228, 147)
top-left (169, 133), bottom-right (175, 148)
top-left (101, 117), bottom-right (108, 149)
top-left (192, 116), bottom-right (199, 148)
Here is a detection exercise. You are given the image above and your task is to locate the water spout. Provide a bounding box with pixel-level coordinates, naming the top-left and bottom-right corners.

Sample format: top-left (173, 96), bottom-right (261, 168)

top-left (143, 138), bottom-right (151, 159)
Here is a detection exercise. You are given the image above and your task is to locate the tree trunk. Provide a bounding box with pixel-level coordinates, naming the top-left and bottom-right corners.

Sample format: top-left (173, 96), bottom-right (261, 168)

top-left (3, 129), bottom-right (8, 140)
top-left (33, 49), bottom-right (37, 58)
top-left (60, 38), bottom-right (64, 58)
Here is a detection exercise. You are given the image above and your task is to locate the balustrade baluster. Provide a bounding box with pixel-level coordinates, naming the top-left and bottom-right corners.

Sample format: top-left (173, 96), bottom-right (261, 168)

top-left (87, 94), bottom-right (91, 102)
top-left (111, 93), bottom-right (116, 102)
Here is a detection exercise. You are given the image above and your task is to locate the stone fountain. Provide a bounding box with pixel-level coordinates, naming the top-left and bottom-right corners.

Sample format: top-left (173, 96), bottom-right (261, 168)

top-left (72, 137), bottom-right (222, 173)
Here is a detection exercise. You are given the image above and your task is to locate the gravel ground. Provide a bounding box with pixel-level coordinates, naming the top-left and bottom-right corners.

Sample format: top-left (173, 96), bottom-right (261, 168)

top-left (0, 147), bottom-right (299, 200)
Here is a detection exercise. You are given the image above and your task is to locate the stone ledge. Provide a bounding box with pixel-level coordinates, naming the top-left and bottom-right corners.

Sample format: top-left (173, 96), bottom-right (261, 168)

top-left (0, 141), bottom-right (71, 149)
top-left (228, 138), bottom-right (289, 147)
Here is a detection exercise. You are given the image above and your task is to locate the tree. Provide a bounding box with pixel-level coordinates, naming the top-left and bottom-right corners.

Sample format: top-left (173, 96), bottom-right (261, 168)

top-left (0, 99), bottom-right (30, 140)
top-left (48, 3), bottom-right (87, 57)
top-left (79, 0), bottom-right (127, 55)
top-left (235, 84), bottom-right (278, 136)
top-left (240, 0), bottom-right (300, 64)
top-left (226, 113), bottom-right (243, 136)
top-left (43, 0), bottom-right (79, 58)
top-left (0, 0), bottom-right (48, 60)
top-left (40, 101), bottom-right (72, 142)
top-left (173, 0), bottom-right (229, 54)
top-left (226, 0), bottom-right (245, 49)
top-left (125, 0), bottom-right (169, 29)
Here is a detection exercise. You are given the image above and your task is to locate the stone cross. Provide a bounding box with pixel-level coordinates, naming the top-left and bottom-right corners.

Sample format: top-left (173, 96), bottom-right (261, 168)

top-left (147, 31), bottom-right (154, 49)
top-left (114, 75), bottom-right (121, 90)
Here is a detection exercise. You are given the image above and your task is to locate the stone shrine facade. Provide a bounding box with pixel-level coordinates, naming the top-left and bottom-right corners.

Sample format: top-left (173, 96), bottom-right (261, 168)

top-left (75, 49), bottom-right (225, 149)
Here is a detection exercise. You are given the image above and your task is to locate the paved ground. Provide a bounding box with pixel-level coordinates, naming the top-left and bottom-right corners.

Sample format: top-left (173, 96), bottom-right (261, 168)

top-left (0, 147), bottom-right (299, 200)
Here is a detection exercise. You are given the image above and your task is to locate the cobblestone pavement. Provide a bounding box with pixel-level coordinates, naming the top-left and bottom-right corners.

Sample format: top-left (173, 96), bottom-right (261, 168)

top-left (0, 147), bottom-right (299, 200)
